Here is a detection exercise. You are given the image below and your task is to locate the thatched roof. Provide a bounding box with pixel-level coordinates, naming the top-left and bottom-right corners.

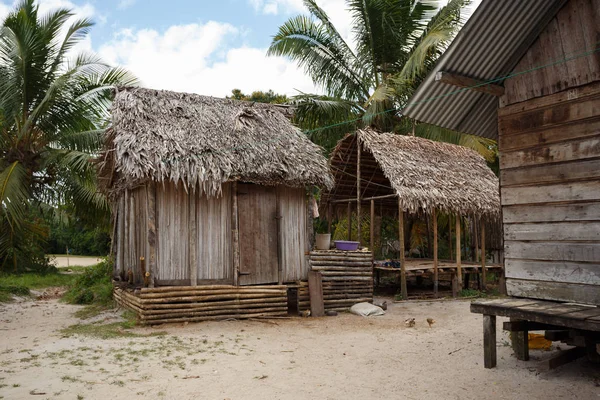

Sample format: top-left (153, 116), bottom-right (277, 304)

top-left (324, 129), bottom-right (500, 216)
top-left (98, 87), bottom-right (333, 196)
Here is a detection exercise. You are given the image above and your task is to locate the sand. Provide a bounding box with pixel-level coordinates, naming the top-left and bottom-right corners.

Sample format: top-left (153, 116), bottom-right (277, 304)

top-left (50, 256), bottom-right (103, 268)
top-left (0, 296), bottom-right (598, 400)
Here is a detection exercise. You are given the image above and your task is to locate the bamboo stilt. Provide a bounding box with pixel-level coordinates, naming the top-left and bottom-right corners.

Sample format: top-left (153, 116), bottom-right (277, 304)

top-left (399, 200), bottom-right (407, 300)
top-left (456, 214), bottom-right (462, 292)
top-left (481, 217), bottom-right (487, 290)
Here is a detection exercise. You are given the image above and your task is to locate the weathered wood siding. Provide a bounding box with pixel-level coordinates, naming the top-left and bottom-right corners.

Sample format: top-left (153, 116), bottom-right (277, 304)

top-left (114, 187), bottom-right (148, 284)
top-left (278, 187), bottom-right (309, 282)
top-left (498, 80), bottom-right (600, 304)
top-left (155, 182), bottom-right (233, 283)
top-left (500, 0), bottom-right (600, 107)
top-left (115, 182), bottom-right (307, 285)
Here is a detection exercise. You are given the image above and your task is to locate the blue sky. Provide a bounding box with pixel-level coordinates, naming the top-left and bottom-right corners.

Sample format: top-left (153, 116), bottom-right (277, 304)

top-left (0, 0), bottom-right (480, 97)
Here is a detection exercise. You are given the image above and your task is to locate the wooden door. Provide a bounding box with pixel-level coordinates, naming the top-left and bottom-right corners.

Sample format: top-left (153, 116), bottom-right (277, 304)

top-left (237, 184), bottom-right (279, 285)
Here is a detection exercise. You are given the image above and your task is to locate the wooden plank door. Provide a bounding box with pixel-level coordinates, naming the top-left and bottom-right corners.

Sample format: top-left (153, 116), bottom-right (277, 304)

top-left (237, 184), bottom-right (279, 285)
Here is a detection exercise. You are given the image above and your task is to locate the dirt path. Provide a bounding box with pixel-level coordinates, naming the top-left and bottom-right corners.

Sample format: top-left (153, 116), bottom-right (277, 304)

top-left (49, 256), bottom-right (103, 268)
top-left (0, 297), bottom-right (598, 400)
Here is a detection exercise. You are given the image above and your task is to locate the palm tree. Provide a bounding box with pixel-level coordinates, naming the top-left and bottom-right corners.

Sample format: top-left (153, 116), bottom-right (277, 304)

top-left (268, 0), bottom-right (495, 157)
top-left (0, 0), bottom-right (137, 270)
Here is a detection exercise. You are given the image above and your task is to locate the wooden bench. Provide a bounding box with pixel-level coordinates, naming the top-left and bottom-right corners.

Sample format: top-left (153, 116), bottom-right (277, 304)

top-left (471, 298), bottom-right (600, 368)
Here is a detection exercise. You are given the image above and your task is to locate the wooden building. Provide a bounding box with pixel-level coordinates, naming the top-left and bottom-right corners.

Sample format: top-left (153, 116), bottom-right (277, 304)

top-left (97, 87), bottom-right (333, 323)
top-left (323, 128), bottom-right (501, 299)
top-left (404, 0), bottom-right (600, 367)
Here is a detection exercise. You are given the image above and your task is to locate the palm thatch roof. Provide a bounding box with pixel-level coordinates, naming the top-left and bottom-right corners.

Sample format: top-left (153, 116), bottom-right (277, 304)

top-left (324, 128), bottom-right (500, 216)
top-left (98, 87), bottom-right (333, 196)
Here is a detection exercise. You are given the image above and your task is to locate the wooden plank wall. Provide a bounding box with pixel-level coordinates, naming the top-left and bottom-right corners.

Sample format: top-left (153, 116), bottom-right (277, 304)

top-left (501, 0), bottom-right (600, 107)
top-left (114, 187), bottom-right (148, 284)
top-left (498, 81), bottom-right (600, 305)
top-left (278, 187), bottom-right (308, 282)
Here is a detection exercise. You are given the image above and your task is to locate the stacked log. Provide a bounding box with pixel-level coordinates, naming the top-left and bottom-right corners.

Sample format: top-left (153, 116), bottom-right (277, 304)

top-left (299, 250), bottom-right (373, 312)
top-left (113, 285), bottom-right (288, 325)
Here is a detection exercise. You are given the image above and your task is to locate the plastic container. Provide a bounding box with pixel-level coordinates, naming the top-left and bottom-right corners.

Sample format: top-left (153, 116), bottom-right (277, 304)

top-left (315, 233), bottom-right (331, 250)
top-left (334, 240), bottom-right (360, 251)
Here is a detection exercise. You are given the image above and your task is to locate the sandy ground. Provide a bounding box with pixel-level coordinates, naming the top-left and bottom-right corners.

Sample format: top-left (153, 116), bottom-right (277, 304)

top-left (49, 256), bottom-right (103, 268)
top-left (0, 296), bottom-right (599, 400)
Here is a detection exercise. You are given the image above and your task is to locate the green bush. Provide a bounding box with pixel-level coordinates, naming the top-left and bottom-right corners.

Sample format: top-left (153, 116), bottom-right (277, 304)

top-left (64, 258), bottom-right (113, 306)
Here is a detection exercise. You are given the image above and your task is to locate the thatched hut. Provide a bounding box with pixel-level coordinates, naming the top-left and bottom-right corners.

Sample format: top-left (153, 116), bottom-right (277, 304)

top-left (322, 128), bottom-right (501, 298)
top-left (98, 87), bottom-right (333, 290)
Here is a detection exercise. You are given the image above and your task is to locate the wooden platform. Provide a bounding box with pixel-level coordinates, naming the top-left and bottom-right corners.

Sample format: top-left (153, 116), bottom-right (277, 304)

top-left (114, 284), bottom-right (288, 325)
top-left (298, 250), bottom-right (374, 312)
top-left (471, 298), bottom-right (600, 368)
top-left (375, 258), bottom-right (502, 276)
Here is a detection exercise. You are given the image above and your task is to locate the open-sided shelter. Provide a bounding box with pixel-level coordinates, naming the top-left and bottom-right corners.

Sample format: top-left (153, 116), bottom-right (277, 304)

top-left (403, 0), bottom-right (600, 368)
top-left (98, 87), bottom-right (333, 313)
top-left (322, 128), bottom-right (501, 299)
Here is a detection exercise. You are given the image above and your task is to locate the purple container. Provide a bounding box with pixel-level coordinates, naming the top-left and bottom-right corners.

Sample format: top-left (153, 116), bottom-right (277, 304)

top-left (334, 240), bottom-right (360, 251)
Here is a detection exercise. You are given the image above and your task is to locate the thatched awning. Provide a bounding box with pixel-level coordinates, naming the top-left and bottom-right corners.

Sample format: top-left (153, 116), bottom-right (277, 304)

top-left (98, 87), bottom-right (333, 196)
top-left (324, 129), bottom-right (500, 216)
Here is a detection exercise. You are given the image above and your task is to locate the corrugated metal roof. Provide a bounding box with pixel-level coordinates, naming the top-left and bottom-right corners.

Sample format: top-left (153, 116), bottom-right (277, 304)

top-left (403, 0), bottom-right (567, 140)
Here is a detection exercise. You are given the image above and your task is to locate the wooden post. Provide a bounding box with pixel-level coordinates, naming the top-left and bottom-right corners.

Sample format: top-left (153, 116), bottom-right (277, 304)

top-left (327, 202), bottom-right (332, 234)
top-left (433, 208), bottom-right (438, 296)
top-left (308, 270), bottom-right (324, 317)
top-left (483, 315), bottom-right (497, 368)
top-left (347, 201), bottom-right (352, 241)
top-left (399, 199), bottom-right (407, 300)
top-left (449, 214), bottom-right (453, 260)
top-left (276, 191), bottom-right (282, 285)
top-left (481, 217), bottom-right (487, 290)
top-left (456, 214), bottom-right (462, 292)
top-left (146, 184), bottom-right (157, 288)
top-left (189, 193), bottom-right (198, 286)
top-left (356, 139), bottom-right (361, 245)
top-left (510, 318), bottom-right (529, 361)
top-left (232, 182), bottom-right (240, 286)
top-left (370, 199), bottom-right (375, 254)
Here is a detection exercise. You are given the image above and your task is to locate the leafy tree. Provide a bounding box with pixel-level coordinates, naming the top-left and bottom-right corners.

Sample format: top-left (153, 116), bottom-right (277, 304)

top-left (228, 89), bottom-right (289, 104)
top-left (268, 0), bottom-right (496, 157)
top-left (0, 0), bottom-right (137, 271)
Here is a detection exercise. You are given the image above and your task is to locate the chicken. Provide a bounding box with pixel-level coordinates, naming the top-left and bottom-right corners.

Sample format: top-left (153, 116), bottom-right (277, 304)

top-left (427, 318), bottom-right (436, 328)
top-left (404, 317), bottom-right (415, 327)
top-left (300, 310), bottom-right (311, 318)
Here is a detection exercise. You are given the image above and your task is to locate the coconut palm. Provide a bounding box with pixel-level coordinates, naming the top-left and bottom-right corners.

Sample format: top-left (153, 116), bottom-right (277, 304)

top-left (0, 0), bottom-right (137, 270)
top-left (268, 0), bottom-right (495, 157)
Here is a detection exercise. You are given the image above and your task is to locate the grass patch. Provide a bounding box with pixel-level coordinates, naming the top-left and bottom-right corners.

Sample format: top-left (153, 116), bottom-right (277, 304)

top-left (0, 272), bottom-right (76, 302)
top-left (60, 311), bottom-right (166, 340)
top-left (63, 259), bottom-right (113, 306)
top-left (459, 288), bottom-right (501, 298)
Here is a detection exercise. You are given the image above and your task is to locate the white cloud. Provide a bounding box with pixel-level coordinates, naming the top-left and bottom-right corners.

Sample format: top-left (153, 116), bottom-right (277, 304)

top-left (98, 21), bottom-right (317, 97)
top-left (117, 0), bottom-right (135, 10)
top-left (249, 0), bottom-right (303, 15)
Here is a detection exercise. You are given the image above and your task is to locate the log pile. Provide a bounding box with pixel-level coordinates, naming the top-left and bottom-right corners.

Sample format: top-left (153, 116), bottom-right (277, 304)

top-left (298, 250), bottom-right (373, 312)
top-left (113, 284), bottom-right (288, 325)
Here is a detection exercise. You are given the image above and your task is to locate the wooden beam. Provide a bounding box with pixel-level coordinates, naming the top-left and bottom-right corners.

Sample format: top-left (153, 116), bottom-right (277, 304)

top-left (456, 214), bottom-right (462, 292)
top-left (509, 318), bottom-right (529, 361)
top-left (435, 71), bottom-right (505, 97)
top-left (433, 209), bottom-right (438, 297)
top-left (189, 192), bottom-right (197, 286)
top-left (308, 270), bottom-right (324, 317)
top-left (357, 140), bottom-right (361, 245)
top-left (399, 201), bottom-right (407, 300)
top-left (327, 202), bottom-right (332, 234)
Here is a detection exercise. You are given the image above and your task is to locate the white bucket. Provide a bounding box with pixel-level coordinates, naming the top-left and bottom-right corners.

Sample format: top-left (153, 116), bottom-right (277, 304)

top-left (315, 233), bottom-right (331, 250)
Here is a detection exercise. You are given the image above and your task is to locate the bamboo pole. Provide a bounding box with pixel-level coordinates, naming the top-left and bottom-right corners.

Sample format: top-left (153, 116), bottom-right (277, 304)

top-left (433, 208), bottom-right (439, 297)
top-left (481, 217), bottom-right (487, 290)
top-left (276, 190), bottom-right (282, 285)
top-left (456, 214), bottom-right (462, 292)
top-left (399, 200), bottom-right (407, 300)
top-left (370, 199), bottom-right (375, 255)
top-left (327, 202), bottom-right (332, 234)
top-left (449, 214), bottom-right (453, 260)
top-left (347, 202), bottom-right (352, 241)
top-left (232, 182), bottom-right (240, 286)
top-left (356, 138), bottom-right (361, 245)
